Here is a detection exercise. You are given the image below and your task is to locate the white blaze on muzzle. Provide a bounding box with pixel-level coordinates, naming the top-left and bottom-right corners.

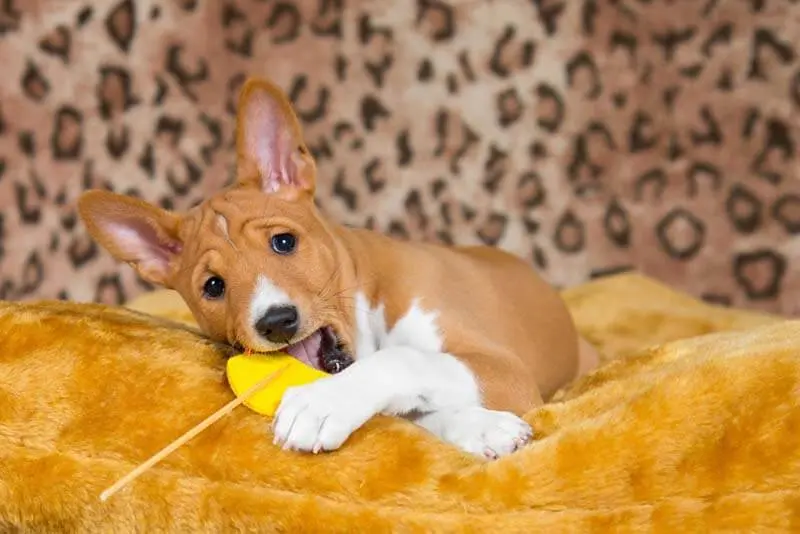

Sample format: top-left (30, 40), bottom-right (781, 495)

top-left (248, 274), bottom-right (294, 333)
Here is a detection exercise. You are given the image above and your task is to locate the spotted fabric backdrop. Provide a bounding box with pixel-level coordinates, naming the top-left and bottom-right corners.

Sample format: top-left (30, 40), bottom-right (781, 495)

top-left (0, 0), bottom-right (798, 315)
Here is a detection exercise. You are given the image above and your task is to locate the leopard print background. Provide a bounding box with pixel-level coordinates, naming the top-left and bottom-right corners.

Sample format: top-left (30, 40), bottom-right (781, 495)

top-left (0, 0), bottom-right (798, 315)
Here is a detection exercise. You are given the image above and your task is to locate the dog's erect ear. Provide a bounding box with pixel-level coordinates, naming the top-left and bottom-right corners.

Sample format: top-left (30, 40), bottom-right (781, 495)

top-left (77, 190), bottom-right (182, 287)
top-left (236, 77), bottom-right (316, 199)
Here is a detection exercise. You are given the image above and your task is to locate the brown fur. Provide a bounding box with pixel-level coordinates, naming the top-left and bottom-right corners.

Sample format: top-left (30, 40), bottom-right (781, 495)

top-left (1, 273), bottom-right (798, 531)
top-left (79, 77), bottom-right (596, 416)
top-left (338, 228), bottom-right (578, 409)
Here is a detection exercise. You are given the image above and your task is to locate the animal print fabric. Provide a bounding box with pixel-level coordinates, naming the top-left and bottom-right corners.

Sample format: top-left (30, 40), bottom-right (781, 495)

top-left (0, 0), bottom-right (798, 315)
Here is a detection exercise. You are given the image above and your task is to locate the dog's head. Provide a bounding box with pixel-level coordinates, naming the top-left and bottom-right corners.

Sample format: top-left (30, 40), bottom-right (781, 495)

top-left (78, 78), bottom-right (355, 372)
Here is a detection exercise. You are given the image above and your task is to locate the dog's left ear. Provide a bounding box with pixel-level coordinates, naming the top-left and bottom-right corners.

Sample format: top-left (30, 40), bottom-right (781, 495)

top-left (236, 77), bottom-right (316, 199)
top-left (77, 190), bottom-right (183, 287)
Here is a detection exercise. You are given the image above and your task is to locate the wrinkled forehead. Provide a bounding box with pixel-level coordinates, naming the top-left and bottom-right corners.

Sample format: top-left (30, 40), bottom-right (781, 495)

top-left (177, 190), bottom-right (326, 269)
top-left (182, 188), bottom-right (293, 235)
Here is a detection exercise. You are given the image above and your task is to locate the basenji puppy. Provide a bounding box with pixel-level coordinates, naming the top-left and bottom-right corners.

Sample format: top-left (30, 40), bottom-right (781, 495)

top-left (78, 77), bottom-right (599, 459)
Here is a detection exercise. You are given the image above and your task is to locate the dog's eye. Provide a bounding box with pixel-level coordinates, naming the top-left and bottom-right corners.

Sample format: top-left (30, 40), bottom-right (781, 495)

top-left (271, 233), bottom-right (297, 255)
top-left (203, 276), bottom-right (225, 299)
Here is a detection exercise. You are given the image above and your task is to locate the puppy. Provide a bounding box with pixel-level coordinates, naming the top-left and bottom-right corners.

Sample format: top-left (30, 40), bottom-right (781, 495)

top-left (78, 77), bottom-right (598, 459)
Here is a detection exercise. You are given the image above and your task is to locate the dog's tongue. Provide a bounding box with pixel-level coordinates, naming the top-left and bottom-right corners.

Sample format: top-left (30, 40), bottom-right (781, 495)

top-left (284, 330), bottom-right (323, 370)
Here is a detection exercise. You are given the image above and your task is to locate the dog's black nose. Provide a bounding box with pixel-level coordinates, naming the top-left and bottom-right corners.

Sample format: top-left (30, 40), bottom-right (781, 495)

top-left (255, 306), bottom-right (299, 343)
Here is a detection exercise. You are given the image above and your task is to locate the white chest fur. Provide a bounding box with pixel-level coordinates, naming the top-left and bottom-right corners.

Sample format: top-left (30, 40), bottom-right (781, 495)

top-left (273, 291), bottom-right (533, 460)
top-left (352, 292), bottom-right (443, 358)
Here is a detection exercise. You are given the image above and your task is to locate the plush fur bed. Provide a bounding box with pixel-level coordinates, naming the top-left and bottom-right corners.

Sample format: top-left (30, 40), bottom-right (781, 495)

top-left (0, 273), bottom-right (797, 532)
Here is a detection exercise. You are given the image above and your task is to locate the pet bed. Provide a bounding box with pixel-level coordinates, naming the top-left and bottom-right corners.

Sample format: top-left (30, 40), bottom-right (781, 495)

top-left (0, 273), bottom-right (797, 532)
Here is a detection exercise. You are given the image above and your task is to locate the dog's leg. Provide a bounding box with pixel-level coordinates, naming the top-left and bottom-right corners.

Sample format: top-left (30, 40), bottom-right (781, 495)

top-left (409, 407), bottom-right (532, 459)
top-left (271, 346), bottom-right (532, 457)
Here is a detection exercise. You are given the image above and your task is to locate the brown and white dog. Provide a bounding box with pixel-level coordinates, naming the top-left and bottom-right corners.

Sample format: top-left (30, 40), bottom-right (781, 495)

top-left (78, 77), bottom-right (598, 459)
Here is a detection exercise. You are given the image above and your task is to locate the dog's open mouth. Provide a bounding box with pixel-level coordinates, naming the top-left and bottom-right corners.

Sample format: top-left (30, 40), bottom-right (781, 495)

top-left (277, 326), bottom-right (354, 374)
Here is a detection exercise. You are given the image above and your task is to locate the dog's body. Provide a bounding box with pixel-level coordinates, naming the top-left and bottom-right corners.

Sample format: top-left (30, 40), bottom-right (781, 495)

top-left (79, 78), bottom-right (598, 459)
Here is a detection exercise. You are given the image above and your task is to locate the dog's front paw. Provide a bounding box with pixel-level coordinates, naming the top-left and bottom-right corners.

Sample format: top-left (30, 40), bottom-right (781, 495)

top-left (419, 407), bottom-right (533, 460)
top-left (272, 377), bottom-right (376, 453)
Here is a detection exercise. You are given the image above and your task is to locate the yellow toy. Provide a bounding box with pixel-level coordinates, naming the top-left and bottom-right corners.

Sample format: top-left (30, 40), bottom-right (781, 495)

top-left (100, 352), bottom-right (327, 501)
top-left (226, 352), bottom-right (328, 416)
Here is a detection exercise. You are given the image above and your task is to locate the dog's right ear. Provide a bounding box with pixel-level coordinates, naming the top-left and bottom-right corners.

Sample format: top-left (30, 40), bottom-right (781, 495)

top-left (77, 190), bottom-right (183, 287)
top-left (235, 77), bottom-right (316, 200)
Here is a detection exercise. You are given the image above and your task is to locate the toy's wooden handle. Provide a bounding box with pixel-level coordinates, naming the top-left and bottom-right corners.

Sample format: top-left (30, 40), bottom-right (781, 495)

top-left (99, 363), bottom-right (290, 502)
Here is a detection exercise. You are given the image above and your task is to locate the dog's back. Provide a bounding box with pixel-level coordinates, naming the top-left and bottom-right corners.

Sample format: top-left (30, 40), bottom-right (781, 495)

top-left (339, 227), bottom-right (581, 410)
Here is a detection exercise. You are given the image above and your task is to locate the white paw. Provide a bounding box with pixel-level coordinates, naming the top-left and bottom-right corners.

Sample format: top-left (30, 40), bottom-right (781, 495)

top-left (417, 407), bottom-right (533, 460)
top-left (272, 377), bottom-right (377, 453)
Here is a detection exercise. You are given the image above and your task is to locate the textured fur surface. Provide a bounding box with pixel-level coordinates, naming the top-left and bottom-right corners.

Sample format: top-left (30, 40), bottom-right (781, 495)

top-left (1, 273), bottom-right (798, 531)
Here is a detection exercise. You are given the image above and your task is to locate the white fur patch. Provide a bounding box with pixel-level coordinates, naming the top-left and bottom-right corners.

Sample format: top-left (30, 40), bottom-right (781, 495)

top-left (352, 293), bottom-right (443, 357)
top-left (384, 298), bottom-right (442, 353)
top-left (216, 214), bottom-right (237, 250)
top-left (273, 344), bottom-right (482, 453)
top-left (412, 407), bottom-right (532, 459)
top-left (216, 214), bottom-right (229, 238)
top-left (273, 295), bottom-right (533, 458)
top-left (352, 292), bottom-right (385, 358)
top-left (249, 275), bottom-right (293, 327)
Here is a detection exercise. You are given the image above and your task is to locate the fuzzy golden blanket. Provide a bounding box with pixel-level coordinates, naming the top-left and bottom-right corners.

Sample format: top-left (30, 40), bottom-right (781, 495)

top-left (1, 274), bottom-right (798, 532)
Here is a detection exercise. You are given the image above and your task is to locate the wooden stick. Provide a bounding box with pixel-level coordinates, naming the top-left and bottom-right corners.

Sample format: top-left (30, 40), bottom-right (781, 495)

top-left (99, 362), bottom-right (290, 502)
